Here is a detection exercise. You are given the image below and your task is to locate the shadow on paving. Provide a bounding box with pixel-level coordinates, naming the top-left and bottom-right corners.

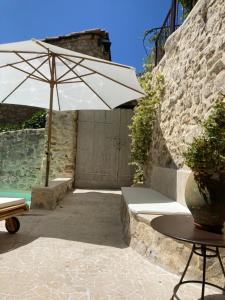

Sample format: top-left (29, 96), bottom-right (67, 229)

top-left (0, 191), bottom-right (127, 254)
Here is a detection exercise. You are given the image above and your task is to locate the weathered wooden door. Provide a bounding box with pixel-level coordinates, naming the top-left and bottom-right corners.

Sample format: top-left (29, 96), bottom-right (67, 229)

top-left (75, 109), bottom-right (133, 188)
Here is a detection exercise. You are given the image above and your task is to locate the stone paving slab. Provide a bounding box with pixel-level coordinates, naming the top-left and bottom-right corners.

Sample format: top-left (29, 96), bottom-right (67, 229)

top-left (0, 189), bottom-right (222, 299)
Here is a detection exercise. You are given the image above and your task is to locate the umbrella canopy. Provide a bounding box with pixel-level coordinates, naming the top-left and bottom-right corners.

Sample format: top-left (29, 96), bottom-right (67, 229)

top-left (0, 39), bottom-right (145, 186)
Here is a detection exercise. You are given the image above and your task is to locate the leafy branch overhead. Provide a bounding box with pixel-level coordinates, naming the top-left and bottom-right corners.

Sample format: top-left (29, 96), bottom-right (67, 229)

top-left (129, 65), bottom-right (164, 183)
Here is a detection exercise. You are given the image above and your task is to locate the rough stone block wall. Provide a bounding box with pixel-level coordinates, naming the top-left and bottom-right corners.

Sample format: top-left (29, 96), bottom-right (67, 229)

top-left (0, 104), bottom-right (44, 126)
top-left (0, 129), bottom-right (45, 190)
top-left (40, 111), bottom-right (78, 183)
top-left (121, 198), bottom-right (225, 284)
top-left (145, 0), bottom-right (225, 183)
top-left (44, 29), bottom-right (111, 60)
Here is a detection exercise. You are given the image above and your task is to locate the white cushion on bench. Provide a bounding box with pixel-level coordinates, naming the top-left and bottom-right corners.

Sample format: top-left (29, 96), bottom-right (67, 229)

top-left (0, 198), bottom-right (26, 209)
top-left (121, 187), bottom-right (190, 215)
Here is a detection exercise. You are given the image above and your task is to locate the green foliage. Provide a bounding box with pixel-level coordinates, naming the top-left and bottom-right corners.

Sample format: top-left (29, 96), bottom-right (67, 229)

top-left (179, 0), bottom-right (198, 18)
top-left (22, 111), bottom-right (46, 129)
top-left (0, 111), bottom-right (46, 133)
top-left (183, 97), bottom-right (225, 176)
top-left (129, 65), bottom-right (164, 183)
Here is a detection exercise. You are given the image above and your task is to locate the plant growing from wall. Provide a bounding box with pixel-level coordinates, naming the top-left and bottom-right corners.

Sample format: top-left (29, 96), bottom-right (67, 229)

top-left (129, 65), bottom-right (164, 183)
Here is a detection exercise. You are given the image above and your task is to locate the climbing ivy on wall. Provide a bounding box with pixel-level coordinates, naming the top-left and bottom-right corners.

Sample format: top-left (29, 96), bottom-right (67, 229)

top-left (129, 65), bottom-right (164, 183)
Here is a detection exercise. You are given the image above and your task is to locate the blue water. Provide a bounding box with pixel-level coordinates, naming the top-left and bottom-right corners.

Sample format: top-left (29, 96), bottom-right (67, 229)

top-left (0, 191), bottom-right (31, 207)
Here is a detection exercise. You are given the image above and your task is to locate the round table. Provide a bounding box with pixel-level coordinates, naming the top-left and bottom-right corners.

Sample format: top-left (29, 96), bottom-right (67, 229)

top-left (151, 214), bottom-right (225, 300)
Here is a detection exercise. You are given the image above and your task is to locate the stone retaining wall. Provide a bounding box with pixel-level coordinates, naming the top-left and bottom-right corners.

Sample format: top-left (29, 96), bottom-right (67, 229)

top-left (0, 129), bottom-right (45, 190)
top-left (31, 178), bottom-right (73, 210)
top-left (145, 0), bottom-right (225, 184)
top-left (121, 197), bottom-right (225, 285)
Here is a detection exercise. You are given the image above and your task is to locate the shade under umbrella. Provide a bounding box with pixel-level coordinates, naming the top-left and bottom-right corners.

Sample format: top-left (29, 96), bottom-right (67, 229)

top-left (0, 39), bottom-right (145, 186)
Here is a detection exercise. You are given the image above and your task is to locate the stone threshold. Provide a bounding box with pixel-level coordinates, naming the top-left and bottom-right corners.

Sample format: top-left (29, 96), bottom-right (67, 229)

top-left (31, 178), bottom-right (73, 210)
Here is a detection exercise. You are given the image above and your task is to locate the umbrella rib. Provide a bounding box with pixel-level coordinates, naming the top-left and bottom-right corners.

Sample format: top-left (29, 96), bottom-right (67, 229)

top-left (34, 39), bottom-right (51, 52)
top-left (48, 50), bottom-right (52, 75)
top-left (61, 55), bottom-right (145, 96)
top-left (54, 66), bottom-right (61, 111)
top-left (9, 56), bottom-right (49, 83)
top-left (0, 50), bottom-right (47, 55)
top-left (55, 83), bottom-right (61, 111)
top-left (15, 52), bottom-right (49, 82)
top-left (57, 80), bottom-right (82, 84)
top-left (34, 40), bottom-right (131, 70)
top-left (57, 56), bottom-right (111, 109)
top-left (59, 53), bottom-right (132, 69)
top-left (0, 54), bottom-right (47, 70)
top-left (56, 58), bottom-right (85, 81)
top-left (57, 73), bottom-right (94, 84)
top-left (1, 56), bottom-right (50, 103)
top-left (9, 64), bottom-right (48, 82)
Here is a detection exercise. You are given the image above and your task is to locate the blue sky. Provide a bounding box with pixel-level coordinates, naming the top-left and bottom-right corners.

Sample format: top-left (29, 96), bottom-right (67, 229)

top-left (0, 0), bottom-right (171, 72)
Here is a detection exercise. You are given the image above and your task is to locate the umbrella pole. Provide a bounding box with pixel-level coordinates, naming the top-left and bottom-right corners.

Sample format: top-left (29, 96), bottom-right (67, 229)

top-left (45, 55), bottom-right (56, 187)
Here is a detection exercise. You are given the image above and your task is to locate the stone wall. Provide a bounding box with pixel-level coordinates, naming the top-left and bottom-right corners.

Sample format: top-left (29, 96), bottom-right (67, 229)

top-left (44, 29), bottom-right (111, 60)
top-left (121, 197), bottom-right (225, 285)
top-left (0, 104), bottom-right (44, 126)
top-left (40, 111), bottom-right (78, 184)
top-left (145, 0), bottom-right (225, 184)
top-left (0, 129), bottom-right (45, 190)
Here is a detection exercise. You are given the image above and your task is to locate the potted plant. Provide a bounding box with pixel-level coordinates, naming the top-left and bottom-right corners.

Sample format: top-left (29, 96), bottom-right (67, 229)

top-left (183, 97), bottom-right (225, 233)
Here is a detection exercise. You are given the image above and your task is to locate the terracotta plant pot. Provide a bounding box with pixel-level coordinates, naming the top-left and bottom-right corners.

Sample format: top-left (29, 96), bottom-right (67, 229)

top-left (185, 173), bottom-right (225, 233)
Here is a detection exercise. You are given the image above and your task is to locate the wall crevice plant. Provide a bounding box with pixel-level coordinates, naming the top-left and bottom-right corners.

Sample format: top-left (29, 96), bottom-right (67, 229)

top-left (129, 64), bottom-right (164, 183)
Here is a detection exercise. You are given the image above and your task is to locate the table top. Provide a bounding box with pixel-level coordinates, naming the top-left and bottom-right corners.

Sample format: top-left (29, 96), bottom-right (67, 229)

top-left (151, 214), bottom-right (225, 248)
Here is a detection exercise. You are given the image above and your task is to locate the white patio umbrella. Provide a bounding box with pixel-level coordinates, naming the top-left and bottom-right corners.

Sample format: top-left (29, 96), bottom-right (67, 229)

top-left (0, 39), bottom-right (145, 186)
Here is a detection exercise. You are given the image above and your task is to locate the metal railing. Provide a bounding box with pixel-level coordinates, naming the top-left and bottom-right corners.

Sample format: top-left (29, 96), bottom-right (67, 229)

top-left (144, 0), bottom-right (198, 66)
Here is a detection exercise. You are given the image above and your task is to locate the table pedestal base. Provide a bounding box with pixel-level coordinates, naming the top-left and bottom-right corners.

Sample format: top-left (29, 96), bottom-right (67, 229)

top-left (172, 244), bottom-right (225, 300)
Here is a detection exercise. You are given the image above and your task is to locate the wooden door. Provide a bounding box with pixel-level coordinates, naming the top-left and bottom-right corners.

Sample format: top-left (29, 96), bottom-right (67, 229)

top-left (75, 109), bottom-right (133, 188)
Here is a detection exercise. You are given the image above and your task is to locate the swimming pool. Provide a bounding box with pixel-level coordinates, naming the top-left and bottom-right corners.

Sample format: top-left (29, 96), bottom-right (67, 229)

top-left (0, 191), bottom-right (31, 207)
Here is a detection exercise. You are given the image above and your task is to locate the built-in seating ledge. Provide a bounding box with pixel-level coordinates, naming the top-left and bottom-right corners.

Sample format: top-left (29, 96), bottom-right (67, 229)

top-left (31, 178), bottom-right (73, 210)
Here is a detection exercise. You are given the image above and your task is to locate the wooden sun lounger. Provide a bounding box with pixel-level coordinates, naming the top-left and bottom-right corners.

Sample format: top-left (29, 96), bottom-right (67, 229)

top-left (0, 198), bottom-right (29, 233)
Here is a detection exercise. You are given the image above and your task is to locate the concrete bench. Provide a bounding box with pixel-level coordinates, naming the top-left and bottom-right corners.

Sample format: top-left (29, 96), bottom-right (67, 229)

top-left (121, 187), bottom-right (190, 215)
top-left (120, 168), bottom-right (225, 284)
top-left (120, 185), bottom-right (196, 279)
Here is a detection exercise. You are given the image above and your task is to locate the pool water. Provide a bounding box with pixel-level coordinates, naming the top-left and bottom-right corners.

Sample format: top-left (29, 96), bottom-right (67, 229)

top-left (0, 191), bottom-right (31, 207)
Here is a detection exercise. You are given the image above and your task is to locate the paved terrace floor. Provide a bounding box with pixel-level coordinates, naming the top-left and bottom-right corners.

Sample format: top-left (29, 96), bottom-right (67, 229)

top-left (0, 190), bottom-right (222, 300)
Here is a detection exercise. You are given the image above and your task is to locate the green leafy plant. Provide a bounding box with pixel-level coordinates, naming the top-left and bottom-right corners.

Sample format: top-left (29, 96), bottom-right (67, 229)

top-left (184, 97), bottom-right (225, 178)
top-left (22, 111), bottom-right (46, 129)
top-left (0, 111), bottom-right (46, 133)
top-left (179, 0), bottom-right (198, 19)
top-left (129, 64), bottom-right (164, 183)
